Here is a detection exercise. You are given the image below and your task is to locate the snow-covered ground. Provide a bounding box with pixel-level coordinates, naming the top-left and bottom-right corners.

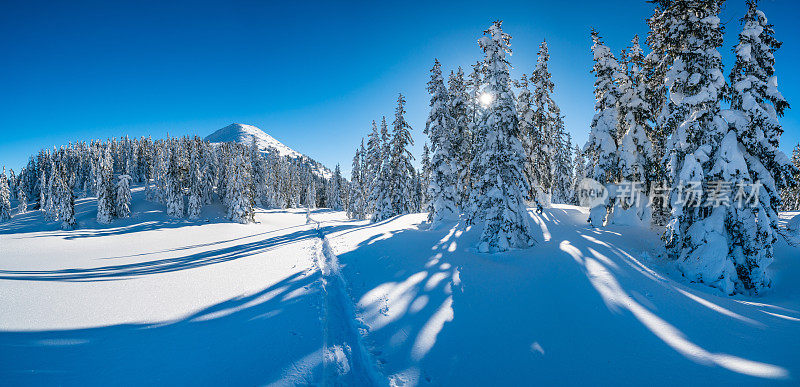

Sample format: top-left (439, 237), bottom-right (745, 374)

top-left (2, 192), bottom-right (799, 385)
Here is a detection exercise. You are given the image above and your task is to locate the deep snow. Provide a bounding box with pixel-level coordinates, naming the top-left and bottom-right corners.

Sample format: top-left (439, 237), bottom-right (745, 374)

top-left (1, 191), bottom-right (799, 385)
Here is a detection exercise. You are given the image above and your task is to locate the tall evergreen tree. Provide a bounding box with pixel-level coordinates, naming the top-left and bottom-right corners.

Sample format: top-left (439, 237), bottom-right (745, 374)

top-left (56, 163), bottom-right (77, 230)
top-left (388, 94), bottom-right (416, 216)
top-left (0, 168), bottom-right (11, 222)
top-left (783, 144), bottom-right (800, 211)
top-left (526, 40), bottom-right (560, 204)
top-left (467, 21), bottom-right (534, 253)
top-left (420, 143), bottom-right (432, 210)
top-left (115, 175), bottom-right (132, 219)
top-left (660, 0), bottom-right (764, 294)
top-left (96, 148), bottom-right (115, 224)
top-left (17, 185), bottom-right (27, 214)
top-left (329, 164), bottom-right (344, 211)
top-left (348, 147), bottom-right (365, 219)
top-left (617, 35), bottom-right (655, 221)
top-left (729, 0), bottom-right (796, 212)
top-left (585, 29), bottom-right (624, 226)
top-left (426, 59), bottom-right (459, 226)
top-left (449, 67), bottom-right (472, 207)
top-left (225, 147), bottom-right (255, 223)
top-left (165, 144), bottom-right (184, 218)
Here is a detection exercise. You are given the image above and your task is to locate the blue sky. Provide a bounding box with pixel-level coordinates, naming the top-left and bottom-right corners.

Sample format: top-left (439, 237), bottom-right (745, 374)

top-left (1, 0), bottom-right (798, 174)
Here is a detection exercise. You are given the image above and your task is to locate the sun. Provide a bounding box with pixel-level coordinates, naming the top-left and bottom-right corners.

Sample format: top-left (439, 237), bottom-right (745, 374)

top-left (478, 92), bottom-right (493, 107)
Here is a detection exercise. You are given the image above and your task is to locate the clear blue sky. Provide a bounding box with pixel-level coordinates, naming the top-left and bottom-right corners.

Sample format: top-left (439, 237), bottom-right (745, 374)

top-left (1, 0), bottom-right (798, 174)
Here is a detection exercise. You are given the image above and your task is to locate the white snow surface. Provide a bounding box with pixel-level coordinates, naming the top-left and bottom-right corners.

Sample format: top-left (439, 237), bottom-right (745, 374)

top-left (2, 192), bottom-right (800, 385)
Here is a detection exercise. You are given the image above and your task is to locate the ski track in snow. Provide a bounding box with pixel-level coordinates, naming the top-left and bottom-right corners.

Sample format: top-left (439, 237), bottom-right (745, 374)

top-left (308, 215), bottom-right (388, 387)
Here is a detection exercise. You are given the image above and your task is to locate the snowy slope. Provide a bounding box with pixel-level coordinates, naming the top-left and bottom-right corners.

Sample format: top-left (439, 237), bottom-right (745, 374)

top-left (3, 195), bottom-right (799, 385)
top-left (0, 189), bottom-right (339, 385)
top-left (322, 206), bottom-right (800, 385)
top-left (205, 123), bottom-right (332, 178)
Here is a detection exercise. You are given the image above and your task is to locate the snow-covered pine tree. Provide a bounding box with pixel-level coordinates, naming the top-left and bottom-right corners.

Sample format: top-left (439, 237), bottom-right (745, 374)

top-left (165, 144), bottom-right (184, 218)
top-left (660, 0), bottom-right (762, 295)
top-left (96, 148), bottom-right (115, 224)
top-left (783, 144), bottom-right (800, 211)
top-left (225, 146), bottom-right (255, 223)
top-left (0, 168), bottom-right (11, 221)
top-left (17, 185), bottom-right (27, 214)
top-left (730, 0), bottom-right (796, 215)
top-left (420, 142), bottom-right (432, 210)
top-left (551, 123), bottom-right (574, 204)
top-left (201, 143), bottom-right (216, 205)
top-left (616, 35), bottom-right (655, 221)
top-left (187, 143), bottom-right (203, 219)
top-left (690, 0), bottom-right (795, 294)
top-left (572, 144), bottom-right (589, 204)
top-left (449, 67), bottom-right (472, 207)
top-left (646, 3), bottom-right (678, 165)
top-left (44, 158), bottom-right (57, 221)
top-left (114, 174), bottom-right (132, 219)
top-left (371, 117), bottom-right (394, 222)
top-left (55, 162), bottom-right (77, 230)
top-left (525, 40), bottom-right (559, 205)
top-left (328, 165), bottom-right (344, 210)
top-left (467, 20), bottom-right (534, 253)
top-left (425, 59), bottom-right (459, 227)
top-left (348, 145), bottom-right (365, 219)
top-left (585, 29), bottom-right (623, 226)
top-left (250, 138), bottom-right (268, 206)
top-left (358, 139), bottom-right (368, 216)
top-left (8, 169), bottom-right (16, 201)
top-left (364, 120), bottom-right (382, 216)
top-left (387, 94), bottom-right (416, 217)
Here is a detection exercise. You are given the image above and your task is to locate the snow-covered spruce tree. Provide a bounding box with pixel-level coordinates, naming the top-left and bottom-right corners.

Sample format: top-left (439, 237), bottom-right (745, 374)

top-left (572, 144), bottom-right (589, 204)
top-left (364, 120), bottom-right (382, 216)
top-left (225, 146), bottom-right (255, 223)
top-left (115, 174), bottom-right (132, 219)
top-left (420, 142), bottom-right (432, 209)
top-left (187, 144), bottom-right (203, 219)
top-left (662, 0), bottom-right (766, 295)
top-left (552, 125), bottom-right (575, 204)
top-left (56, 164), bottom-right (77, 230)
top-left (585, 29), bottom-right (623, 226)
top-left (689, 0), bottom-right (796, 294)
top-left (370, 117), bottom-right (393, 223)
top-left (388, 94), bottom-right (416, 216)
top-left (358, 139), bottom-right (369, 216)
top-left (327, 164), bottom-right (344, 210)
top-left (250, 138), bottom-right (268, 206)
top-left (201, 143), bottom-right (216, 205)
top-left (165, 145), bottom-right (184, 218)
top-left (17, 185), bottom-right (27, 214)
top-left (524, 40), bottom-right (559, 204)
top-left (616, 35), bottom-right (655, 221)
top-left (425, 59), bottom-right (459, 227)
top-left (0, 168), bottom-right (11, 221)
top-left (96, 148), bottom-right (115, 224)
top-left (467, 21), bottom-right (534, 253)
top-left (448, 67), bottom-right (472, 207)
top-left (348, 145), bottom-right (365, 219)
top-left (782, 144), bottom-right (800, 211)
top-left (44, 159), bottom-right (58, 221)
top-left (730, 0), bottom-right (796, 217)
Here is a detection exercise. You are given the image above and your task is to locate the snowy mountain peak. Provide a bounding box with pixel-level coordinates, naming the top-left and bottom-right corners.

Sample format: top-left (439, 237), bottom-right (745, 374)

top-left (205, 123), bottom-right (331, 179)
top-left (205, 123), bottom-right (302, 158)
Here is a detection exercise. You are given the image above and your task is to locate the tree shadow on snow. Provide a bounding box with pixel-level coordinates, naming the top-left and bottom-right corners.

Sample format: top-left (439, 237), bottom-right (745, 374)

top-left (0, 271), bottom-right (327, 386)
